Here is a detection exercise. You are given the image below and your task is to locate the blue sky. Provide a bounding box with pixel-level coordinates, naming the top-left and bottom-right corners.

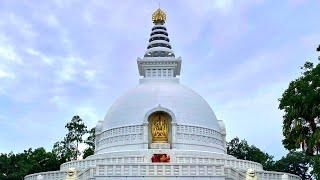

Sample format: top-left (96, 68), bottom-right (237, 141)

top-left (0, 0), bottom-right (319, 159)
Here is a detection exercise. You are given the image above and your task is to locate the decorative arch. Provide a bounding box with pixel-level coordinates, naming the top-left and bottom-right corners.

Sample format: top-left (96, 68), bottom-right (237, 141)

top-left (143, 104), bottom-right (176, 124)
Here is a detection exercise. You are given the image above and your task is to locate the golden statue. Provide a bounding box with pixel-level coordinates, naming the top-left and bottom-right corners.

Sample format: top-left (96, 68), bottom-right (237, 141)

top-left (150, 112), bottom-right (169, 142)
top-left (152, 8), bottom-right (166, 25)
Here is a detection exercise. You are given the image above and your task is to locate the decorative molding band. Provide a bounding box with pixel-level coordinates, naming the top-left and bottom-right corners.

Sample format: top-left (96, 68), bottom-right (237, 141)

top-left (176, 125), bottom-right (223, 146)
top-left (85, 164), bottom-right (225, 177)
top-left (96, 125), bottom-right (144, 150)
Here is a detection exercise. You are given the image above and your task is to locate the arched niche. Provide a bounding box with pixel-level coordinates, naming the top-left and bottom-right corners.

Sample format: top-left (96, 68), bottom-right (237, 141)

top-left (144, 105), bottom-right (176, 124)
top-left (147, 111), bottom-right (172, 149)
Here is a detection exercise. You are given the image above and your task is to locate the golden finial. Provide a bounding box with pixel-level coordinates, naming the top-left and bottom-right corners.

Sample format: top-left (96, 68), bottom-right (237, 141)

top-left (152, 8), bottom-right (166, 24)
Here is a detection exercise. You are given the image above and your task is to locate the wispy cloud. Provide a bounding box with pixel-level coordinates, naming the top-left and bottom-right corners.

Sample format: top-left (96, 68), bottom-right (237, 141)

top-left (55, 55), bottom-right (86, 83)
top-left (0, 69), bottom-right (15, 79)
top-left (25, 48), bottom-right (54, 65)
top-left (0, 45), bottom-right (22, 64)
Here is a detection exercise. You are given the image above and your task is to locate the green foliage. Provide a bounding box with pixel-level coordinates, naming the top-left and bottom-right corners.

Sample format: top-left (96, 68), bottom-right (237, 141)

top-left (83, 128), bottom-right (95, 159)
top-left (65, 115), bottom-right (88, 159)
top-left (52, 137), bottom-right (77, 162)
top-left (83, 148), bottom-right (94, 159)
top-left (279, 60), bottom-right (320, 155)
top-left (53, 115), bottom-right (88, 161)
top-left (272, 151), bottom-right (311, 179)
top-left (0, 148), bottom-right (60, 180)
top-left (227, 137), bottom-right (274, 170)
top-left (311, 155), bottom-right (320, 179)
top-left (227, 137), bottom-right (317, 179)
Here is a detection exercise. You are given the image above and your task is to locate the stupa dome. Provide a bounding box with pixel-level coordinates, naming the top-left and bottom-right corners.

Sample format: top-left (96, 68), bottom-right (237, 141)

top-left (102, 80), bottom-right (220, 132)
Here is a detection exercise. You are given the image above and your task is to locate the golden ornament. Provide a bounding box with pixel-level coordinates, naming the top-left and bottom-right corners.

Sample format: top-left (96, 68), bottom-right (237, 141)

top-left (152, 8), bottom-right (166, 24)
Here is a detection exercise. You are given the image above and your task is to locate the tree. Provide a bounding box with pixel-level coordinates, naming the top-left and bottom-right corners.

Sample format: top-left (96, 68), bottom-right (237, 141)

top-left (0, 148), bottom-right (60, 180)
top-left (272, 151), bottom-right (311, 179)
top-left (52, 115), bottom-right (88, 161)
top-left (65, 115), bottom-right (88, 159)
top-left (227, 137), bottom-right (275, 170)
top-left (83, 128), bottom-right (95, 159)
top-left (52, 137), bottom-right (77, 162)
top-left (279, 48), bottom-right (320, 155)
top-left (27, 148), bottom-right (61, 174)
top-left (227, 138), bottom-right (317, 178)
top-left (311, 155), bottom-right (320, 179)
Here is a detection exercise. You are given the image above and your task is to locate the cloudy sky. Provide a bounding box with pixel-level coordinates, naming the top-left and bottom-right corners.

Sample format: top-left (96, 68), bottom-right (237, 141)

top-left (0, 0), bottom-right (319, 159)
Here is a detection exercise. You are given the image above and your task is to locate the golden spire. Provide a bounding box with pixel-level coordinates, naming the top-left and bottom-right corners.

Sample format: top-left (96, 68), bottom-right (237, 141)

top-left (152, 8), bottom-right (166, 24)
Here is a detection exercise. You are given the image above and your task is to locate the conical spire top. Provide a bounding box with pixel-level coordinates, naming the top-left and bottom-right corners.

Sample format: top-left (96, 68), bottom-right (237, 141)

top-left (152, 8), bottom-right (166, 25)
top-left (144, 8), bottom-right (174, 58)
top-left (137, 8), bottom-right (181, 80)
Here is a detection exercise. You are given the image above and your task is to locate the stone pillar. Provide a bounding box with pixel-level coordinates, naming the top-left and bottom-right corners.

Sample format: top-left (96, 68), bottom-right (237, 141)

top-left (143, 122), bottom-right (149, 148)
top-left (94, 120), bottom-right (103, 153)
top-left (222, 133), bottom-right (227, 153)
top-left (218, 120), bottom-right (227, 153)
top-left (171, 122), bottom-right (177, 148)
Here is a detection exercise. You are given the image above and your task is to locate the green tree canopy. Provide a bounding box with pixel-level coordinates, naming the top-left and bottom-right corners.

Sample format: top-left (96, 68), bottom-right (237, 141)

top-left (311, 155), bottom-right (320, 179)
top-left (52, 137), bottom-right (77, 162)
top-left (272, 151), bottom-right (311, 179)
top-left (53, 115), bottom-right (88, 161)
top-left (279, 56), bottom-right (320, 155)
top-left (227, 137), bottom-right (274, 170)
top-left (0, 148), bottom-right (60, 180)
top-left (65, 115), bottom-right (88, 159)
top-left (83, 128), bottom-right (95, 159)
top-left (227, 137), bottom-right (317, 178)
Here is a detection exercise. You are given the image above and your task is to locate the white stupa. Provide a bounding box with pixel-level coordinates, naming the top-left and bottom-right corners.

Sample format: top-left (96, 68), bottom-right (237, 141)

top-left (25, 9), bottom-right (301, 180)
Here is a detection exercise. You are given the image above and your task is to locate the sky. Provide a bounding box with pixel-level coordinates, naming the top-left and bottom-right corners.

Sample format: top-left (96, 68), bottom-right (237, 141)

top-left (0, 0), bottom-right (319, 159)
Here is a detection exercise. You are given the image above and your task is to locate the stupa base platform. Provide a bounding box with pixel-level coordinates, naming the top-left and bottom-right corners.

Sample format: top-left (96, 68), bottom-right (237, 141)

top-left (25, 150), bottom-right (300, 180)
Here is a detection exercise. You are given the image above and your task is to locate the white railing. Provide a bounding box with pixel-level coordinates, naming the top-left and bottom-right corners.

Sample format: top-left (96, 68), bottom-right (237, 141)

top-left (236, 170), bottom-right (301, 180)
top-left (176, 156), bottom-right (263, 170)
top-left (24, 170), bottom-right (66, 180)
top-left (83, 163), bottom-right (225, 177)
top-left (60, 159), bottom-right (97, 170)
top-left (60, 155), bottom-right (263, 172)
top-left (96, 125), bottom-right (143, 151)
top-left (256, 171), bottom-right (301, 180)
